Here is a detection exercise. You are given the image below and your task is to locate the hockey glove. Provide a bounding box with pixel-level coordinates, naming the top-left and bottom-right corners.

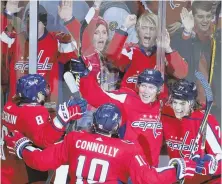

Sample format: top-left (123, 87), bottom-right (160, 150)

top-left (67, 97), bottom-right (87, 112)
top-left (192, 154), bottom-right (218, 175)
top-left (70, 56), bottom-right (91, 77)
top-left (57, 98), bottom-right (87, 126)
top-left (5, 130), bottom-right (32, 159)
top-left (169, 158), bottom-right (196, 180)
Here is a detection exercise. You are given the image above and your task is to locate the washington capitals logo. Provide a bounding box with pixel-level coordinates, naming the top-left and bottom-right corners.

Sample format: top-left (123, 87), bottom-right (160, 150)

top-left (14, 50), bottom-right (53, 74)
top-left (131, 121), bottom-right (162, 138)
top-left (166, 131), bottom-right (199, 158)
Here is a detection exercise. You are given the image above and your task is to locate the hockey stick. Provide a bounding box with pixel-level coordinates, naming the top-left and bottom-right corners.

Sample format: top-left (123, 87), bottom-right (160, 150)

top-left (209, 3), bottom-right (220, 85)
top-left (74, 7), bottom-right (95, 90)
top-left (68, 7), bottom-right (95, 131)
top-left (45, 72), bottom-right (80, 184)
top-left (64, 71), bottom-right (81, 133)
top-left (45, 8), bottom-right (95, 184)
top-left (45, 73), bottom-right (80, 184)
top-left (180, 71), bottom-right (213, 184)
top-left (189, 71), bottom-right (214, 159)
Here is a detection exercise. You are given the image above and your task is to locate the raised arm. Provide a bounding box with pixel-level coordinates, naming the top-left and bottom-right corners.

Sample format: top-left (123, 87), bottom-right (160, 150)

top-left (105, 14), bottom-right (137, 68)
top-left (58, 0), bottom-right (95, 55)
top-left (69, 58), bottom-right (126, 110)
top-left (160, 29), bottom-right (188, 79)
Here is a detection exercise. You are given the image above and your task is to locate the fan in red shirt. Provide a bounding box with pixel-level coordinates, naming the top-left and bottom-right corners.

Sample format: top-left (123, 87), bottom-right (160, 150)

top-left (162, 79), bottom-right (221, 184)
top-left (105, 13), bottom-right (188, 92)
top-left (1, 74), bottom-right (87, 184)
top-left (1, 1), bottom-right (78, 108)
top-left (5, 103), bottom-right (198, 184)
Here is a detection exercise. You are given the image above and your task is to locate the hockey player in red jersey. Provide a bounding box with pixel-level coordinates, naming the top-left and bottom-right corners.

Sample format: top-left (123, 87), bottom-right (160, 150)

top-left (105, 12), bottom-right (188, 92)
top-left (5, 103), bottom-right (199, 184)
top-left (70, 59), bottom-right (167, 167)
top-left (162, 79), bottom-right (221, 184)
top-left (1, 74), bottom-right (87, 184)
top-left (2, 1), bottom-right (77, 106)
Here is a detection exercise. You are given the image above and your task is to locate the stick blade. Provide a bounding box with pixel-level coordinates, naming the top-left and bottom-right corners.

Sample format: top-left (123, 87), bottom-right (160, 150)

top-left (63, 72), bottom-right (79, 94)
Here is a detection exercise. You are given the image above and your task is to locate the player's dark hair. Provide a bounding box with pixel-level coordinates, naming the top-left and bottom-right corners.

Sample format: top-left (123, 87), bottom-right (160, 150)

top-left (12, 94), bottom-right (23, 106)
top-left (12, 94), bottom-right (47, 106)
top-left (192, 1), bottom-right (213, 15)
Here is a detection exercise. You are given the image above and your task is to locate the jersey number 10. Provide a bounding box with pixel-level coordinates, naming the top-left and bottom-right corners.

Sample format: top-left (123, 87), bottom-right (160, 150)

top-left (76, 155), bottom-right (109, 183)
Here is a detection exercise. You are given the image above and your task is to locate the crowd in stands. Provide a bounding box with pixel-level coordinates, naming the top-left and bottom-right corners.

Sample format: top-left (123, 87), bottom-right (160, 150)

top-left (0, 1), bottom-right (221, 184)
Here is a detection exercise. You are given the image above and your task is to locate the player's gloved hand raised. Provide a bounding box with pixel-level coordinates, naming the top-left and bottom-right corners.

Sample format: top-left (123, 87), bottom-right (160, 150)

top-left (67, 97), bottom-right (87, 113)
top-left (5, 130), bottom-right (32, 159)
top-left (169, 158), bottom-right (196, 180)
top-left (70, 56), bottom-right (91, 77)
top-left (192, 154), bottom-right (218, 175)
top-left (57, 97), bottom-right (87, 126)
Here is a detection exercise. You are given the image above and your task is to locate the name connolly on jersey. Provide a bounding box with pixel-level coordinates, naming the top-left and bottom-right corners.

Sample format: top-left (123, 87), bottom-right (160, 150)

top-left (131, 121), bottom-right (162, 138)
top-left (166, 131), bottom-right (199, 158)
top-left (14, 50), bottom-right (53, 75)
top-left (76, 139), bottom-right (119, 158)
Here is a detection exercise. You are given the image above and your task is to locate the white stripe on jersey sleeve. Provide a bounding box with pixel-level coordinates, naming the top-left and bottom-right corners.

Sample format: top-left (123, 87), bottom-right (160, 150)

top-left (155, 166), bottom-right (175, 172)
top-left (103, 90), bottom-right (127, 103)
top-left (206, 123), bottom-right (222, 155)
top-left (25, 146), bottom-right (42, 152)
top-left (121, 48), bottom-right (133, 60)
top-left (0, 31), bottom-right (15, 48)
top-left (58, 40), bottom-right (77, 53)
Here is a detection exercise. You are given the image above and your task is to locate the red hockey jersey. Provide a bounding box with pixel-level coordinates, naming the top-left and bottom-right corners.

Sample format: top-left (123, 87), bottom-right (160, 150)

top-left (0, 13), bottom-right (13, 93)
top-left (1, 101), bottom-right (65, 184)
top-left (22, 131), bottom-right (178, 184)
top-left (106, 31), bottom-right (188, 91)
top-left (162, 105), bottom-right (222, 184)
top-left (1, 23), bottom-right (77, 104)
top-left (79, 73), bottom-right (164, 167)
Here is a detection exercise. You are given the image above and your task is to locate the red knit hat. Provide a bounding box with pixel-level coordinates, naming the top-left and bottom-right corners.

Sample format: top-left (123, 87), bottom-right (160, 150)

top-left (96, 16), bottom-right (109, 33)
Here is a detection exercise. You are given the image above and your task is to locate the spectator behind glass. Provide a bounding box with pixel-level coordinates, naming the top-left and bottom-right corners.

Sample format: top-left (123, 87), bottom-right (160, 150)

top-left (22, 0), bottom-right (89, 32)
top-left (60, 0), bottom-right (120, 92)
top-left (76, 17), bottom-right (121, 133)
top-left (59, 1), bottom-right (120, 131)
top-left (2, 1), bottom-right (77, 112)
top-left (90, 16), bottom-right (120, 92)
top-left (105, 12), bottom-right (188, 93)
top-left (137, 1), bottom-right (190, 36)
top-left (171, 2), bottom-right (221, 121)
top-left (99, 1), bottom-right (138, 43)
